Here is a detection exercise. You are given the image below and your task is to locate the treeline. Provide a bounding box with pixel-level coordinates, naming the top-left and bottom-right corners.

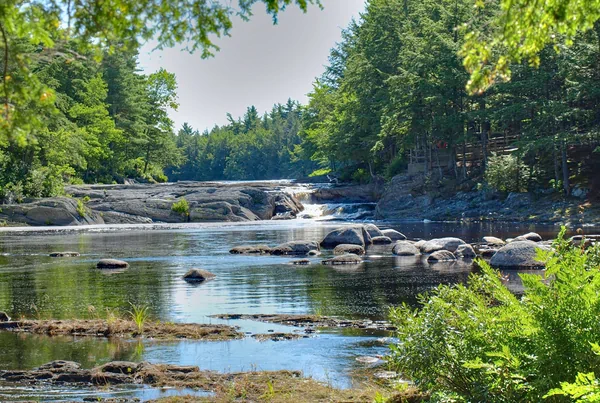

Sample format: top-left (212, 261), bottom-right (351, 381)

top-left (167, 100), bottom-right (315, 181)
top-left (297, 0), bottom-right (600, 193)
top-left (0, 39), bottom-right (180, 200)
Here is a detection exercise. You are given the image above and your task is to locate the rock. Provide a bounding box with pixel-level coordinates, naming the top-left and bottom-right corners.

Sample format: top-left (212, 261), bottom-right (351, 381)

top-left (482, 236), bottom-right (506, 247)
top-left (456, 244), bottom-right (476, 258)
top-left (307, 250), bottom-right (321, 256)
top-left (427, 250), bottom-right (457, 262)
top-left (374, 371), bottom-right (398, 380)
top-left (505, 192), bottom-right (532, 208)
top-left (310, 183), bottom-right (384, 203)
top-left (381, 229), bottom-right (407, 241)
top-left (364, 224), bottom-right (384, 238)
top-left (320, 226), bottom-right (369, 248)
top-left (183, 269), bottom-right (216, 283)
top-left (392, 241), bottom-right (420, 256)
top-left (97, 361), bottom-right (139, 374)
top-left (96, 259), bottom-right (129, 269)
top-left (414, 240), bottom-right (426, 249)
top-left (271, 212), bottom-right (296, 220)
top-left (514, 232), bottom-right (543, 242)
top-left (49, 251), bottom-right (80, 257)
top-left (0, 311), bottom-right (10, 322)
top-left (420, 237), bottom-right (466, 253)
top-left (0, 197), bottom-right (105, 226)
top-left (333, 244), bottom-right (365, 255)
top-left (355, 356), bottom-right (381, 364)
top-left (371, 236), bottom-right (393, 245)
top-left (270, 241), bottom-right (320, 256)
top-left (572, 186), bottom-right (589, 199)
top-left (490, 241), bottom-right (548, 269)
top-left (480, 249), bottom-right (498, 259)
top-left (322, 254), bottom-right (363, 265)
top-left (229, 245), bottom-right (272, 254)
top-left (290, 259), bottom-right (311, 265)
top-left (38, 361), bottom-right (82, 372)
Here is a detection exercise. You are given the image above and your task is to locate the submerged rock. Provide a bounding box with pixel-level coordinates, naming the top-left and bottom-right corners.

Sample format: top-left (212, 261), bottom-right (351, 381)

top-left (381, 229), bottom-right (407, 241)
top-left (96, 259), bottom-right (129, 269)
top-left (269, 241), bottom-right (319, 256)
top-left (456, 244), bottom-right (476, 258)
top-left (322, 254), bottom-right (363, 265)
top-left (49, 251), bottom-right (80, 257)
top-left (371, 236), bottom-right (393, 245)
top-left (290, 259), bottom-right (311, 266)
top-left (183, 269), bottom-right (216, 283)
top-left (320, 226), bottom-right (371, 248)
top-left (333, 244), bottom-right (365, 255)
top-left (420, 237), bottom-right (466, 253)
top-left (229, 245), bottom-right (272, 254)
top-left (392, 241), bottom-right (420, 256)
top-left (490, 241), bottom-right (548, 269)
top-left (427, 250), bottom-right (457, 262)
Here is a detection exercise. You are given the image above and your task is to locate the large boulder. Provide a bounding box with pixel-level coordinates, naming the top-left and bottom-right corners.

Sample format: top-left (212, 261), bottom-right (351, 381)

top-left (392, 241), bottom-right (420, 256)
top-left (420, 237), bottom-right (466, 253)
top-left (381, 229), bottom-right (407, 241)
top-left (482, 236), bottom-right (506, 247)
top-left (0, 197), bottom-right (104, 226)
top-left (490, 241), bottom-right (548, 269)
top-left (183, 269), bottom-right (216, 283)
top-left (514, 232), bottom-right (543, 242)
top-left (427, 250), bottom-right (457, 262)
top-left (0, 311), bottom-right (10, 322)
top-left (96, 259), bottom-right (129, 269)
top-left (321, 226), bottom-right (371, 248)
top-left (270, 241), bottom-right (320, 256)
top-left (322, 254), bottom-right (363, 265)
top-left (364, 224), bottom-right (384, 238)
top-left (371, 236), bottom-right (393, 245)
top-left (456, 244), bottom-right (476, 258)
top-left (334, 244), bottom-right (366, 256)
top-left (229, 245), bottom-right (272, 254)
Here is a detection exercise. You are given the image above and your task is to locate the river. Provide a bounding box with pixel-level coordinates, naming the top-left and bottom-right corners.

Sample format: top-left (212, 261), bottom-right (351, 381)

top-left (0, 182), bottom-right (581, 401)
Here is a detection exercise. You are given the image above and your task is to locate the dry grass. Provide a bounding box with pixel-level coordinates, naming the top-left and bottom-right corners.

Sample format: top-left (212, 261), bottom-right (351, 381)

top-left (0, 319), bottom-right (242, 340)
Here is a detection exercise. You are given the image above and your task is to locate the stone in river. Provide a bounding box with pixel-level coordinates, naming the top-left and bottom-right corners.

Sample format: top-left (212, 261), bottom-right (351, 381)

top-left (0, 311), bottom-right (10, 322)
top-left (182, 269), bottom-right (216, 283)
top-left (96, 259), bottom-right (129, 269)
top-left (333, 244), bottom-right (365, 255)
top-left (49, 251), bottom-right (80, 257)
top-left (427, 250), bottom-right (457, 262)
top-left (381, 229), bottom-right (407, 241)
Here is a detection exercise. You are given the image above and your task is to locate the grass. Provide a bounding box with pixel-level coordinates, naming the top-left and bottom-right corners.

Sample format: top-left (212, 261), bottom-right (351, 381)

top-left (76, 199), bottom-right (86, 217)
top-left (127, 302), bottom-right (150, 335)
top-left (172, 198), bottom-right (190, 216)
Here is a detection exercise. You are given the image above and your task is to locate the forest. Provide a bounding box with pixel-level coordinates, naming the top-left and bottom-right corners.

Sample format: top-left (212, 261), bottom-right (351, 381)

top-left (1, 0), bottom-right (600, 199)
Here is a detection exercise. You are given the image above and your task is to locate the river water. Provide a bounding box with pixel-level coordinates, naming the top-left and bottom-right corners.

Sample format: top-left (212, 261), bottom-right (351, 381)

top-left (0, 182), bottom-right (581, 401)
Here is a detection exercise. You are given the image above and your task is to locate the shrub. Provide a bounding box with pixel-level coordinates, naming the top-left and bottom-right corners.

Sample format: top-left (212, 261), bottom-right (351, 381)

top-left (171, 198), bottom-right (190, 216)
top-left (76, 199), bottom-right (86, 217)
top-left (388, 229), bottom-right (600, 402)
top-left (485, 153), bottom-right (530, 193)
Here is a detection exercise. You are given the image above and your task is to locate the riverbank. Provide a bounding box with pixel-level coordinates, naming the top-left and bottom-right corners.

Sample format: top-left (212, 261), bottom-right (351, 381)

top-left (0, 359), bottom-right (425, 403)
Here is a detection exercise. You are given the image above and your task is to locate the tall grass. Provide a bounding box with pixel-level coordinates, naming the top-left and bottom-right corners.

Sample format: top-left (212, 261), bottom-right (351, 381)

top-left (128, 302), bottom-right (149, 335)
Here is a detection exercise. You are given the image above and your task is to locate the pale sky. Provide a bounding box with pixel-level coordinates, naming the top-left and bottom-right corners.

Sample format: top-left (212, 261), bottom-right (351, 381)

top-left (138, 0), bottom-right (365, 132)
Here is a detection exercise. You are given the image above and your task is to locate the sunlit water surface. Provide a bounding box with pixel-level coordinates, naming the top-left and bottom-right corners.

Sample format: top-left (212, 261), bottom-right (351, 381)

top-left (0, 218), bottom-right (583, 401)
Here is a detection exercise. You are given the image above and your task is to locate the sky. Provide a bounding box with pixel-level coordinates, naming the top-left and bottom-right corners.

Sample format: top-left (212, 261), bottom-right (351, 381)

top-left (138, 0), bottom-right (366, 132)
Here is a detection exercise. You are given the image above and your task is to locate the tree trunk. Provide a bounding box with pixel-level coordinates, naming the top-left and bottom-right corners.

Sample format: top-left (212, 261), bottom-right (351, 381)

top-left (143, 143), bottom-right (151, 174)
top-left (553, 138), bottom-right (561, 186)
top-left (562, 140), bottom-right (570, 196)
top-left (462, 141), bottom-right (467, 180)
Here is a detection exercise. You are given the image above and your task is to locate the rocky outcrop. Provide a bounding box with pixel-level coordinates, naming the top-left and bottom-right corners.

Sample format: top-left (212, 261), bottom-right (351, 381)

top-left (0, 182), bottom-right (304, 226)
top-left (310, 182), bottom-right (384, 203)
top-left (420, 237), bottom-right (466, 253)
top-left (97, 259), bottom-right (129, 269)
top-left (364, 224), bottom-right (384, 238)
top-left (490, 241), bottom-right (549, 269)
top-left (392, 241), bottom-right (420, 256)
top-left (183, 269), bottom-right (216, 283)
top-left (320, 225), bottom-right (372, 248)
top-left (513, 232), bottom-right (543, 242)
top-left (270, 241), bottom-right (320, 256)
top-left (334, 244), bottom-right (366, 255)
top-left (0, 197), bottom-right (104, 226)
top-left (0, 312), bottom-right (10, 322)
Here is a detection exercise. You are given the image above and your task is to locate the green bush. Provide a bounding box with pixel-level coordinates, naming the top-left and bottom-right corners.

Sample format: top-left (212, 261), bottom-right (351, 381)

top-left (485, 153), bottom-right (530, 193)
top-left (388, 229), bottom-right (600, 402)
top-left (171, 198), bottom-right (190, 216)
top-left (76, 199), bottom-right (86, 217)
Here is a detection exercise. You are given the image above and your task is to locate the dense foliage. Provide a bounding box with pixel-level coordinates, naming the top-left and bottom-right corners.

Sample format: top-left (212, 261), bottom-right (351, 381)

top-left (296, 0), bottom-right (600, 192)
top-left (389, 230), bottom-right (600, 402)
